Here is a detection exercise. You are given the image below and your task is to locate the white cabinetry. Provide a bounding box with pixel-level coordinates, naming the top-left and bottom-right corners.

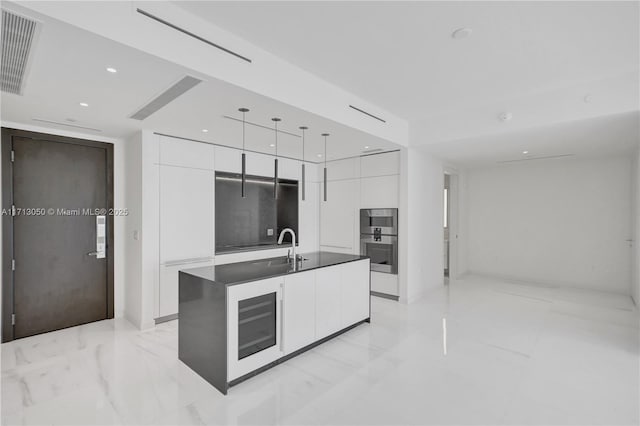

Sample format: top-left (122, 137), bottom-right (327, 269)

top-left (360, 151), bottom-right (399, 177)
top-left (214, 145), bottom-right (241, 173)
top-left (314, 259), bottom-right (370, 339)
top-left (320, 179), bottom-right (359, 252)
top-left (160, 136), bottom-right (215, 170)
top-left (340, 259), bottom-right (370, 326)
top-left (314, 265), bottom-right (342, 339)
top-left (159, 259), bottom-right (214, 317)
top-left (283, 270), bottom-right (316, 354)
top-left (159, 166), bottom-right (214, 263)
top-left (360, 175), bottom-right (399, 209)
top-left (158, 136), bottom-right (215, 319)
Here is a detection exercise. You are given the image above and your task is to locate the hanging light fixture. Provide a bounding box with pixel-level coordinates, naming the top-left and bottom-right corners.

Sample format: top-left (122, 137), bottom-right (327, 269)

top-left (239, 107), bottom-right (249, 197)
top-left (299, 126), bottom-right (308, 201)
top-left (272, 118), bottom-right (281, 199)
top-left (322, 133), bottom-right (329, 202)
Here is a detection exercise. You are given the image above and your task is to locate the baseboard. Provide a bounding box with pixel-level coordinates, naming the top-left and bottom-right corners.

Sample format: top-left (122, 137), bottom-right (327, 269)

top-left (371, 291), bottom-right (399, 301)
top-left (155, 313), bottom-right (178, 324)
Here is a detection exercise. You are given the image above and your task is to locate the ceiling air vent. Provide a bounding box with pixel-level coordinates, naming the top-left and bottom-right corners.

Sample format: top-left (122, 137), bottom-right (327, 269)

top-left (137, 8), bottom-right (252, 63)
top-left (1, 9), bottom-right (41, 95)
top-left (349, 105), bottom-right (386, 123)
top-left (497, 154), bottom-right (574, 164)
top-left (129, 75), bottom-right (203, 120)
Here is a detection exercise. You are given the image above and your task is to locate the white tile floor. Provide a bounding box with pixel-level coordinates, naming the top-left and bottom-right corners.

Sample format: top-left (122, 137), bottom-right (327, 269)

top-left (1, 275), bottom-right (638, 425)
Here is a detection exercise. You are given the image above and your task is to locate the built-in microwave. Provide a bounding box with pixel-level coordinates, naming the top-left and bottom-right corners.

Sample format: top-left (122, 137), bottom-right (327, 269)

top-left (360, 208), bottom-right (398, 236)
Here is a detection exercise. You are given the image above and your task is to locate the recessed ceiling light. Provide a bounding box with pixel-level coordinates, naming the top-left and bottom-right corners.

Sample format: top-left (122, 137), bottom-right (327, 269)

top-left (584, 94), bottom-right (593, 103)
top-left (270, 143), bottom-right (275, 147)
top-left (317, 154), bottom-right (323, 158)
top-left (79, 102), bottom-right (89, 107)
top-left (364, 146), bottom-right (370, 149)
top-left (106, 67), bottom-right (117, 73)
top-left (202, 129), bottom-right (209, 133)
top-left (523, 150), bottom-right (529, 155)
top-left (452, 27), bottom-right (472, 39)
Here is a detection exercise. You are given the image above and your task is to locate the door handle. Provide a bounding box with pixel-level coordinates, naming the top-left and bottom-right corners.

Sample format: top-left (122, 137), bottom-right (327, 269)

top-left (87, 251), bottom-right (100, 257)
top-left (94, 215), bottom-right (106, 259)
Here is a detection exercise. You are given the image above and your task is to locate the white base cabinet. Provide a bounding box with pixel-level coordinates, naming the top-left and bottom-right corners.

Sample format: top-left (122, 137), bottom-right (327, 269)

top-left (159, 259), bottom-right (214, 318)
top-left (370, 271), bottom-right (399, 297)
top-left (283, 270), bottom-right (316, 355)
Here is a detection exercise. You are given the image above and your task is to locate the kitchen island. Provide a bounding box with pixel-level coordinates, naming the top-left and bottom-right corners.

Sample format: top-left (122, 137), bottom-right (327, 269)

top-left (178, 251), bottom-right (371, 395)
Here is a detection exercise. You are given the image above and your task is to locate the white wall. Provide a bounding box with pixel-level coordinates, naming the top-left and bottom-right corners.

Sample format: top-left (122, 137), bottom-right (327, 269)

top-left (123, 131), bottom-right (143, 327)
top-left (398, 147), bottom-right (445, 303)
top-left (631, 148), bottom-right (640, 305)
top-left (465, 156), bottom-right (633, 294)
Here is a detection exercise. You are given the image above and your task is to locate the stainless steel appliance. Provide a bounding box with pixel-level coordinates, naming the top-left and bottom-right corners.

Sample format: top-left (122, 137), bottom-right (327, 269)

top-left (360, 208), bottom-right (398, 274)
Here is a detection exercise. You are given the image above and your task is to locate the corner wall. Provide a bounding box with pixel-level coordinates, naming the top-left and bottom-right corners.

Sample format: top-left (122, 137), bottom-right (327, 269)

top-left (398, 147), bottom-right (444, 303)
top-left (632, 147), bottom-right (640, 305)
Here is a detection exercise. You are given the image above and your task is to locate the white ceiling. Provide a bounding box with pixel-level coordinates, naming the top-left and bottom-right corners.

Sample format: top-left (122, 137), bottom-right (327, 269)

top-left (177, 1), bottom-right (640, 161)
top-left (423, 111), bottom-right (640, 168)
top-left (2, 2), bottom-right (638, 167)
top-left (0, 3), bottom-right (397, 163)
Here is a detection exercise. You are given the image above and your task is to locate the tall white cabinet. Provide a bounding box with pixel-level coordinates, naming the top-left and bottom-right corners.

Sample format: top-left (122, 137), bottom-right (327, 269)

top-left (319, 151), bottom-right (401, 298)
top-left (157, 136), bottom-right (215, 318)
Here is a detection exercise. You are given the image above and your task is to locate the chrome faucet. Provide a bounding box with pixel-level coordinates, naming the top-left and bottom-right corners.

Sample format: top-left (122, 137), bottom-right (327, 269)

top-left (277, 228), bottom-right (297, 262)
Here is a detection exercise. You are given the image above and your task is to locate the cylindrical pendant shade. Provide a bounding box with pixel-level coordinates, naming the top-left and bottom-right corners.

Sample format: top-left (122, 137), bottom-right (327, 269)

top-left (301, 163), bottom-right (306, 201)
top-left (323, 167), bottom-right (327, 202)
top-left (241, 153), bottom-right (246, 198)
top-left (274, 158), bottom-right (278, 199)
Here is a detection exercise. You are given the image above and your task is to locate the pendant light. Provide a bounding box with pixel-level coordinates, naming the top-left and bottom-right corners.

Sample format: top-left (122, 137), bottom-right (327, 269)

top-left (299, 126), bottom-right (308, 201)
top-left (239, 107), bottom-right (249, 197)
top-left (272, 118), bottom-right (281, 199)
top-left (322, 133), bottom-right (329, 202)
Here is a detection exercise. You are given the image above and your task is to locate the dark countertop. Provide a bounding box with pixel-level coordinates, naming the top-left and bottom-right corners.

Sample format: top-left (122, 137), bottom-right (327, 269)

top-left (181, 251), bottom-right (369, 286)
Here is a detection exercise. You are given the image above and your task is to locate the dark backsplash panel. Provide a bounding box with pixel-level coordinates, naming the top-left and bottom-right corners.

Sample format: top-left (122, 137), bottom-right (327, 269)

top-left (215, 172), bottom-right (298, 253)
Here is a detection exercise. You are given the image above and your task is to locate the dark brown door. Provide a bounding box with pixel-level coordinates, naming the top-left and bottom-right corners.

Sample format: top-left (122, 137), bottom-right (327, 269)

top-left (11, 135), bottom-right (111, 338)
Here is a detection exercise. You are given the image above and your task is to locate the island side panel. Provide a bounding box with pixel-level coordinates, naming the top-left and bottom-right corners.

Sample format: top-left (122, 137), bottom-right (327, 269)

top-left (178, 272), bottom-right (228, 394)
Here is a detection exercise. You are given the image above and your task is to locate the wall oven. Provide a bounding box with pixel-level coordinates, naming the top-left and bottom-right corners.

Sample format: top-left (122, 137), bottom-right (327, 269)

top-left (360, 208), bottom-right (398, 275)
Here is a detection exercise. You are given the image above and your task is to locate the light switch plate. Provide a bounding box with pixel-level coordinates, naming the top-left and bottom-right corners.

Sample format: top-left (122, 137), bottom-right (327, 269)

top-left (267, 228), bottom-right (274, 236)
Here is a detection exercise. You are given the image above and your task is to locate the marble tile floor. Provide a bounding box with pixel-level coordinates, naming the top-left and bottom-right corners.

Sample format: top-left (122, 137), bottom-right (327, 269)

top-left (1, 275), bottom-right (638, 425)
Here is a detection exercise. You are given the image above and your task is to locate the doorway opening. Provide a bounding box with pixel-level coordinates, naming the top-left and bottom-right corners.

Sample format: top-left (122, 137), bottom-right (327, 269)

top-left (444, 174), bottom-right (450, 280)
top-left (443, 170), bottom-right (459, 285)
top-left (1, 128), bottom-right (114, 342)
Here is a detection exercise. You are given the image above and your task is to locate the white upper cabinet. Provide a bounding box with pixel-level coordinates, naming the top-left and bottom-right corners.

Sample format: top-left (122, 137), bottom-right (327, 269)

top-left (159, 165), bottom-right (215, 263)
top-left (360, 175), bottom-right (399, 208)
top-left (214, 145), bottom-right (242, 173)
top-left (360, 151), bottom-right (400, 177)
top-left (278, 157), bottom-right (299, 180)
top-left (159, 136), bottom-right (214, 170)
top-left (299, 180), bottom-right (320, 253)
top-left (320, 178), bottom-right (359, 250)
top-left (246, 151), bottom-right (274, 177)
top-left (324, 157), bottom-right (360, 181)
